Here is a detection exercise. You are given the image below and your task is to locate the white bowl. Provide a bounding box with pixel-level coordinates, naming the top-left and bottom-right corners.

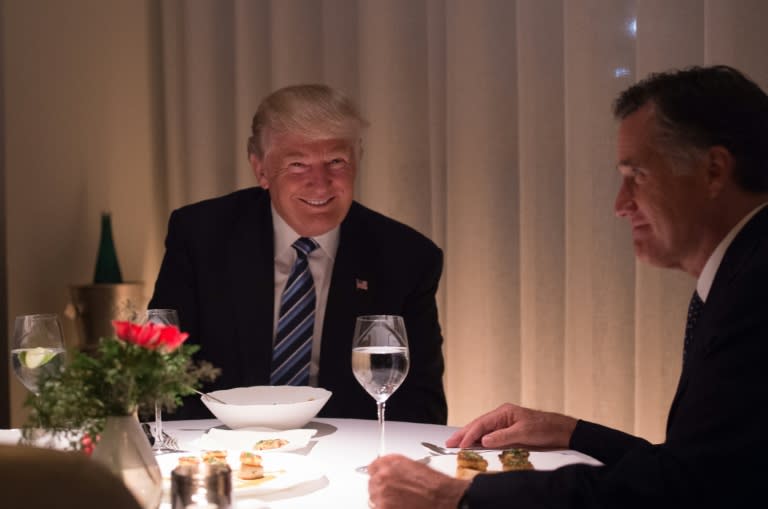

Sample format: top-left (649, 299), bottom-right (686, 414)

top-left (201, 386), bottom-right (332, 430)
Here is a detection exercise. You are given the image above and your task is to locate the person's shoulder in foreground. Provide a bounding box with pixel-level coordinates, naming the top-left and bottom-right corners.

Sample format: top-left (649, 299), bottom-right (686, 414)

top-left (368, 65), bottom-right (768, 508)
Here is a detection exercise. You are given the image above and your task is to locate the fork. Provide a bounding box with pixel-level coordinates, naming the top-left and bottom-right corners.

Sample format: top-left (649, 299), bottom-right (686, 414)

top-left (160, 431), bottom-right (183, 451)
top-left (422, 441), bottom-right (571, 456)
top-left (421, 442), bottom-right (498, 455)
top-left (141, 423), bottom-right (187, 452)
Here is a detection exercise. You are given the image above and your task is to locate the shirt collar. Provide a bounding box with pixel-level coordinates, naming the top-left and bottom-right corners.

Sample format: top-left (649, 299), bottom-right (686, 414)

top-left (271, 205), bottom-right (340, 261)
top-left (697, 201), bottom-right (768, 301)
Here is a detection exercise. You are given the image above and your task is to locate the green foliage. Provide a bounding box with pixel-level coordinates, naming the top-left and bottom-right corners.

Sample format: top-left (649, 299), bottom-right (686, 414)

top-left (21, 337), bottom-right (219, 450)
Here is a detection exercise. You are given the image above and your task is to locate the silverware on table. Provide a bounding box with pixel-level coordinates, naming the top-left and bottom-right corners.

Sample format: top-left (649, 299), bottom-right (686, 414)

top-left (421, 441), bottom-right (571, 456)
top-left (141, 422), bottom-right (187, 452)
top-left (420, 441), bottom-right (497, 455)
top-left (161, 431), bottom-right (183, 451)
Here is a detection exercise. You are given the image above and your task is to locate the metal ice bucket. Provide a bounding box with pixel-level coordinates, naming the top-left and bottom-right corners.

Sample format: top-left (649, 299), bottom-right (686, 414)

top-left (69, 282), bottom-right (145, 351)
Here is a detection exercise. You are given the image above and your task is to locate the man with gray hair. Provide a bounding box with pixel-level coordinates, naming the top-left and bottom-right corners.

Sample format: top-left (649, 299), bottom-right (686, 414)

top-left (150, 84), bottom-right (447, 424)
top-left (368, 65), bottom-right (768, 508)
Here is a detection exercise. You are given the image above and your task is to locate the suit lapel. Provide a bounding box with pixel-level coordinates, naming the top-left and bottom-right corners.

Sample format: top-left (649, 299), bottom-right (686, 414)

top-left (227, 192), bottom-right (275, 386)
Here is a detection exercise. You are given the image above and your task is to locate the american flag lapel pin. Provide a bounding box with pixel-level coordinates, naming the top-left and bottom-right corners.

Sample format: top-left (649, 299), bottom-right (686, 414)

top-left (355, 278), bottom-right (369, 291)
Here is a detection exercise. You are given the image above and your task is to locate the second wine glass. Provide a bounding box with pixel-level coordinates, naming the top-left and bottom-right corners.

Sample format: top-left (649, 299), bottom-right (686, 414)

top-left (140, 308), bottom-right (179, 453)
top-left (351, 315), bottom-right (410, 472)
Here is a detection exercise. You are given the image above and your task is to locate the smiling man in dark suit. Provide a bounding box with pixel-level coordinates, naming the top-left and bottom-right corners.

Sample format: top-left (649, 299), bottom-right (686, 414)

top-left (368, 66), bottom-right (768, 508)
top-left (149, 84), bottom-right (447, 424)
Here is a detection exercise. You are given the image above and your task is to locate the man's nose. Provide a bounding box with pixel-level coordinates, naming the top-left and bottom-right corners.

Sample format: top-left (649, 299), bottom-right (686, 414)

top-left (305, 163), bottom-right (332, 185)
top-left (614, 179), bottom-right (635, 217)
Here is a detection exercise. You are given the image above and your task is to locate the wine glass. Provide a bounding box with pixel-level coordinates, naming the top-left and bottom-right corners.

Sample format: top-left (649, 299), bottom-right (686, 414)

top-left (140, 308), bottom-right (179, 453)
top-left (351, 315), bottom-right (410, 473)
top-left (11, 314), bottom-right (66, 394)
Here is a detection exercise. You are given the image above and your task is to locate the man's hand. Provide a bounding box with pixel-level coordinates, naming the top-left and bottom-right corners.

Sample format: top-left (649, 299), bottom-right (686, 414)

top-left (368, 454), bottom-right (470, 509)
top-left (446, 403), bottom-right (578, 449)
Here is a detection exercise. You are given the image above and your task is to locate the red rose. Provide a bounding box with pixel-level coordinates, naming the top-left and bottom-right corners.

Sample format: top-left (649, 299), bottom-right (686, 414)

top-left (111, 320), bottom-right (189, 352)
top-left (155, 324), bottom-right (189, 351)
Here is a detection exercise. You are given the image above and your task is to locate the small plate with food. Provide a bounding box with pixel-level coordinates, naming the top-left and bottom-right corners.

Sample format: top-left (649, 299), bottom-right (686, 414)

top-left (194, 427), bottom-right (317, 453)
top-left (157, 450), bottom-right (324, 496)
top-left (428, 448), bottom-right (602, 479)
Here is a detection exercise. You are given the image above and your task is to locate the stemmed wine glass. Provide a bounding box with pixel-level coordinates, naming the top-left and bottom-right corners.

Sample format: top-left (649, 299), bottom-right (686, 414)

top-left (351, 315), bottom-right (410, 473)
top-left (140, 308), bottom-right (179, 453)
top-left (11, 314), bottom-right (66, 394)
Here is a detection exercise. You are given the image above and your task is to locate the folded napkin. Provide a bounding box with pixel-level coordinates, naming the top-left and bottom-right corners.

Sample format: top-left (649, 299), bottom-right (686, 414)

top-left (195, 427), bottom-right (317, 453)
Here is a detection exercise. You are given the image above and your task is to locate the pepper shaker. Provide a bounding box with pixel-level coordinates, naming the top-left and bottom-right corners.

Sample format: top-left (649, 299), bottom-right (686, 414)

top-left (171, 462), bottom-right (232, 509)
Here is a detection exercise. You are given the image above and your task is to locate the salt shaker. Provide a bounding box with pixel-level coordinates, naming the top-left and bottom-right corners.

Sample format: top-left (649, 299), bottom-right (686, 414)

top-left (171, 462), bottom-right (232, 509)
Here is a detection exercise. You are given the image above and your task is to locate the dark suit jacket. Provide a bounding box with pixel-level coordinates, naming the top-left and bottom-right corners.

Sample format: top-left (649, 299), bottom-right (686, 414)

top-left (465, 206), bottom-right (768, 508)
top-left (149, 187), bottom-right (447, 424)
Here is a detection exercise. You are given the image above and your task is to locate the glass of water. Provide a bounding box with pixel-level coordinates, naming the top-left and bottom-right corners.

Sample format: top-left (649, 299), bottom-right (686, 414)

top-left (351, 315), bottom-right (410, 472)
top-left (11, 314), bottom-right (66, 394)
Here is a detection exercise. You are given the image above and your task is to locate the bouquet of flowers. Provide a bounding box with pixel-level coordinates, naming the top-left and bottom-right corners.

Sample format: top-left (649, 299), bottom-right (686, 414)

top-left (22, 320), bottom-right (219, 450)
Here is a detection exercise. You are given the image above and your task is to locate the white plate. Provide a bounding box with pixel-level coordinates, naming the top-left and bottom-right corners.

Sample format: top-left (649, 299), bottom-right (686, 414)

top-left (194, 428), bottom-right (317, 453)
top-left (158, 451), bottom-right (324, 496)
top-left (428, 449), bottom-right (602, 476)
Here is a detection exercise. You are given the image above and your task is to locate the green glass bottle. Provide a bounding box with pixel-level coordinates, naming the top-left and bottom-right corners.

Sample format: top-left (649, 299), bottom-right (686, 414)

top-left (93, 212), bottom-right (123, 284)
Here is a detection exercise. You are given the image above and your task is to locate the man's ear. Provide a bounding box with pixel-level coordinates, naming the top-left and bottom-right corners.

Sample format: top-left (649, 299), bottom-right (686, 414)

top-left (250, 154), bottom-right (269, 189)
top-left (704, 145), bottom-right (735, 198)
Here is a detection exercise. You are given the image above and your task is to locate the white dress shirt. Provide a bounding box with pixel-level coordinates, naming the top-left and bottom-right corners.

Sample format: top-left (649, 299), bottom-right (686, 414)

top-left (697, 202), bottom-right (768, 302)
top-left (271, 206), bottom-right (339, 386)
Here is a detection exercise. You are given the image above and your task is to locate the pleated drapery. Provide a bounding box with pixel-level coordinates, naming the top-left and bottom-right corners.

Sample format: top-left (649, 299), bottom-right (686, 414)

top-left (5, 0), bottom-right (768, 439)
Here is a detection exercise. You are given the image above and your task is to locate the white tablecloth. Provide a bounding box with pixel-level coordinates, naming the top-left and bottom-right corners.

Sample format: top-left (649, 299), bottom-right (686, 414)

top-left (164, 417), bottom-right (455, 508)
top-left (0, 418), bottom-right (457, 508)
top-left (1, 418), bottom-right (601, 508)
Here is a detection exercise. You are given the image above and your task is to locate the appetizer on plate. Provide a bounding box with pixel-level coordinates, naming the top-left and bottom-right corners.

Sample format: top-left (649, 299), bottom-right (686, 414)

top-left (163, 451), bottom-right (323, 497)
top-left (177, 455), bottom-right (200, 467)
top-left (456, 450), bottom-right (489, 480)
top-left (239, 451), bottom-right (264, 480)
top-left (498, 448), bottom-right (534, 471)
top-left (176, 450), bottom-right (277, 484)
top-left (254, 438), bottom-right (290, 450)
top-left (202, 450), bottom-right (228, 464)
top-left (453, 448), bottom-right (535, 479)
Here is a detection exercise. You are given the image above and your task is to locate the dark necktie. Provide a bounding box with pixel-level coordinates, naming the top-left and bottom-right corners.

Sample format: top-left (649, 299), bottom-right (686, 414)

top-left (270, 237), bottom-right (318, 386)
top-left (683, 291), bottom-right (704, 366)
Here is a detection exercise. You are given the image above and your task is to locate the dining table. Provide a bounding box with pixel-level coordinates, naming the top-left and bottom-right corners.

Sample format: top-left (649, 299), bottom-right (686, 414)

top-left (0, 417), bottom-right (602, 508)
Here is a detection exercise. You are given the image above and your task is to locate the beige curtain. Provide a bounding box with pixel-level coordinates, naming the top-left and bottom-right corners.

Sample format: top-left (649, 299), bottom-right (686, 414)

top-left (4, 0), bottom-right (768, 438)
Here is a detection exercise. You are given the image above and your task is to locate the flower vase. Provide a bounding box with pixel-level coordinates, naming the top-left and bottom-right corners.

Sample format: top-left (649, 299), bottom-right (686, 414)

top-left (92, 414), bottom-right (163, 509)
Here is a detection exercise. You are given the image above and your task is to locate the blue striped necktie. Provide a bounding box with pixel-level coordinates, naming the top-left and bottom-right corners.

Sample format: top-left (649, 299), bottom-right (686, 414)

top-left (270, 237), bottom-right (318, 386)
